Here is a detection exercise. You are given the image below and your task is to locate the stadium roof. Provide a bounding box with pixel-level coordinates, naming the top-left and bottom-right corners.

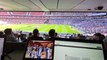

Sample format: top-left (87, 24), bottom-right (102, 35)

top-left (0, 0), bottom-right (107, 11)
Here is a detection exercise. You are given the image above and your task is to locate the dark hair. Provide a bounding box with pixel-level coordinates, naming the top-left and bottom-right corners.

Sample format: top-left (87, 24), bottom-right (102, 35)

top-left (0, 31), bottom-right (3, 35)
top-left (100, 34), bottom-right (105, 40)
top-left (94, 33), bottom-right (102, 36)
top-left (94, 33), bottom-right (105, 40)
top-left (4, 28), bottom-right (12, 35)
top-left (33, 29), bottom-right (39, 36)
top-left (55, 32), bottom-right (58, 37)
top-left (29, 33), bottom-right (32, 35)
top-left (49, 29), bottom-right (55, 38)
top-left (0, 31), bottom-right (4, 37)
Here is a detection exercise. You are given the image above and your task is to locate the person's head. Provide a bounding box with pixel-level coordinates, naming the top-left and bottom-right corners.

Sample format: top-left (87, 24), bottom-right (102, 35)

top-left (4, 28), bottom-right (12, 35)
top-left (29, 32), bottom-right (32, 35)
top-left (47, 43), bottom-right (53, 48)
top-left (33, 28), bottom-right (39, 36)
top-left (28, 40), bottom-right (33, 47)
top-left (0, 31), bottom-right (3, 35)
top-left (41, 43), bottom-right (48, 48)
top-left (93, 33), bottom-right (101, 40)
top-left (29, 33), bottom-right (32, 36)
top-left (55, 32), bottom-right (58, 37)
top-left (77, 34), bottom-right (85, 39)
top-left (0, 31), bottom-right (4, 37)
top-left (49, 29), bottom-right (55, 38)
top-left (93, 33), bottom-right (105, 40)
top-left (100, 34), bottom-right (105, 40)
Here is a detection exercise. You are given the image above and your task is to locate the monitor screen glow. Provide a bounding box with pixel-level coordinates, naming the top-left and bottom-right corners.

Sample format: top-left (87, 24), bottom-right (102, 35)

top-left (54, 40), bottom-right (104, 60)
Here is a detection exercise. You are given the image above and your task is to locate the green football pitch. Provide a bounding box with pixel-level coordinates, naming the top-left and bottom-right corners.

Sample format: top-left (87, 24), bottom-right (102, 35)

top-left (0, 24), bottom-right (80, 34)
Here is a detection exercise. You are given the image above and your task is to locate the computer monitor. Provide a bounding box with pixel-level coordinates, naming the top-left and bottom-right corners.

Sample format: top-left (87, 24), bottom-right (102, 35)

top-left (23, 40), bottom-right (54, 60)
top-left (54, 38), bottom-right (105, 60)
top-left (0, 38), bottom-right (4, 60)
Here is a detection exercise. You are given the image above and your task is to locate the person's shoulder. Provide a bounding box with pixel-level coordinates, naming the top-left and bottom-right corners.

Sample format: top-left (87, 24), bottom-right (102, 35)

top-left (38, 37), bottom-right (43, 40)
top-left (104, 37), bottom-right (107, 42)
top-left (28, 35), bottom-right (35, 39)
top-left (28, 36), bottom-right (43, 40)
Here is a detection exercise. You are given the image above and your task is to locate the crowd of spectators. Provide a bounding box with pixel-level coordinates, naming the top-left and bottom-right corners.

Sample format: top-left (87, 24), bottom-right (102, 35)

top-left (0, 19), bottom-right (47, 24)
top-left (70, 19), bottom-right (107, 34)
top-left (1, 15), bottom-right (107, 35)
top-left (0, 28), bottom-right (106, 42)
top-left (45, 19), bottom-right (107, 35)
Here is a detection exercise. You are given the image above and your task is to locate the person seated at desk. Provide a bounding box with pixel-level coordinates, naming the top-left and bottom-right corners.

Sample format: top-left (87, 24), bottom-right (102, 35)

top-left (28, 28), bottom-right (43, 40)
top-left (0, 31), bottom-right (4, 38)
top-left (46, 29), bottom-right (56, 40)
top-left (4, 28), bottom-right (18, 42)
top-left (92, 33), bottom-right (105, 41)
top-left (46, 29), bottom-right (61, 40)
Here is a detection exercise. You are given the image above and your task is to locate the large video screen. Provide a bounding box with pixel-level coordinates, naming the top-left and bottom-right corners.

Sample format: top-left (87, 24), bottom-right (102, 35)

top-left (24, 40), bottom-right (54, 60)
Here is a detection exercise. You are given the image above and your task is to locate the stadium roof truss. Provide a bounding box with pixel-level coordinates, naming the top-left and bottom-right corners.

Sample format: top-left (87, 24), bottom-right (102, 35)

top-left (0, 0), bottom-right (107, 11)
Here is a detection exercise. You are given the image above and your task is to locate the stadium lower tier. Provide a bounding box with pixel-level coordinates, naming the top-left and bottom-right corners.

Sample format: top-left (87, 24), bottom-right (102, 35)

top-left (0, 24), bottom-right (80, 34)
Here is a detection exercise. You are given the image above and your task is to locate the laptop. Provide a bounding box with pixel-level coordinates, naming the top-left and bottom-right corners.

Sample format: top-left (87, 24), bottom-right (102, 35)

top-left (54, 38), bottom-right (105, 60)
top-left (0, 38), bottom-right (5, 60)
top-left (23, 40), bottom-right (54, 60)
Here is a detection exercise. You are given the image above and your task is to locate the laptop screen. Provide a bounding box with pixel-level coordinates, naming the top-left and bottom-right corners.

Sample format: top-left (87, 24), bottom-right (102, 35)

top-left (24, 40), bottom-right (54, 60)
top-left (54, 40), bottom-right (105, 60)
top-left (0, 38), bottom-right (4, 59)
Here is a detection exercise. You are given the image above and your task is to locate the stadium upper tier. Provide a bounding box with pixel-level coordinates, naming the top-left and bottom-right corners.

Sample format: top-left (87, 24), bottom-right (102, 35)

top-left (0, 12), bottom-right (107, 16)
top-left (0, 12), bottom-right (44, 16)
